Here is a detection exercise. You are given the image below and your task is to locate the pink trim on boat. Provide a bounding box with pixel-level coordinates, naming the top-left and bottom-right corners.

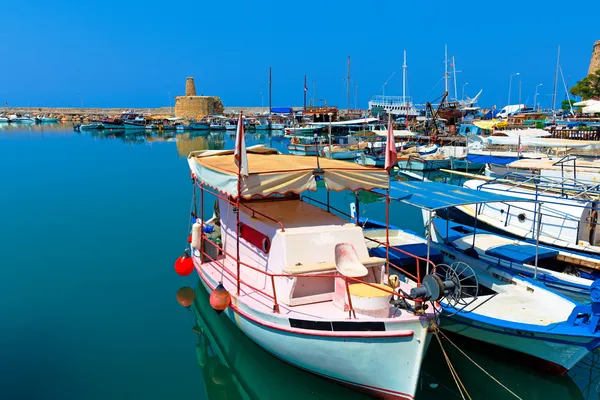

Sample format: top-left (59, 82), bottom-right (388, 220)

top-left (198, 269), bottom-right (415, 339)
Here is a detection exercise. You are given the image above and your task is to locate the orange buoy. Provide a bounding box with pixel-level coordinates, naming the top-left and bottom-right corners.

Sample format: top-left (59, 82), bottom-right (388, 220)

top-left (174, 251), bottom-right (194, 276)
top-left (187, 234), bottom-right (192, 243)
top-left (209, 283), bottom-right (231, 313)
top-left (176, 286), bottom-right (196, 307)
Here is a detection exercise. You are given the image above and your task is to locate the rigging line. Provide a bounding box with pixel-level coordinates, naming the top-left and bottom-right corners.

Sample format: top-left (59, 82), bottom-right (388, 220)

top-left (418, 77), bottom-right (445, 104)
top-left (437, 328), bottom-right (523, 399)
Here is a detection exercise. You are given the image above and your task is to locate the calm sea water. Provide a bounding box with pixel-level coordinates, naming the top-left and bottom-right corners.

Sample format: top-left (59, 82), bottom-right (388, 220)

top-left (1, 122), bottom-right (599, 400)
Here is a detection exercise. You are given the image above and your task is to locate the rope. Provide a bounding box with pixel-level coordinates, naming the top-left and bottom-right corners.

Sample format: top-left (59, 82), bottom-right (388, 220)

top-left (436, 327), bottom-right (523, 400)
top-left (432, 325), bottom-right (471, 400)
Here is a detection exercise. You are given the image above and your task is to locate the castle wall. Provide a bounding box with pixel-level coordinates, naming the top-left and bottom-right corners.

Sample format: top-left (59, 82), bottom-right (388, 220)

top-left (174, 96), bottom-right (224, 119)
top-left (589, 40), bottom-right (600, 75)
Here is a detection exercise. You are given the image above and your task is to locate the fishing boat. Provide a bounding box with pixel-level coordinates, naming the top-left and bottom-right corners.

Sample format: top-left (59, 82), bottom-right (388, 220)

top-left (100, 117), bottom-right (125, 129)
top-left (397, 154), bottom-right (450, 171)
top-left (120, 111), bottom-right (146, 130)
top-left (224, 121), bottom-right (237, 130)
top-left (449, 156), bottom-right (485, 171)
top-left (270, 122), bottom-right (286, 130)
top-left (367, 179), bottom-right (600, 373)
top-left (0, 115), bottom-right (8, 123)
top-left (321, 144), bottom-right (365, 160)
top-left (184, 146), bottom-right (450, 399)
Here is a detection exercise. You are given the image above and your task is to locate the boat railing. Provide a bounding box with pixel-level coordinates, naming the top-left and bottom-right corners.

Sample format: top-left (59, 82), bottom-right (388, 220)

top-left (484, 171), bottom-right (600, 200)
top-left (199, 233), bottom-right (422, 318)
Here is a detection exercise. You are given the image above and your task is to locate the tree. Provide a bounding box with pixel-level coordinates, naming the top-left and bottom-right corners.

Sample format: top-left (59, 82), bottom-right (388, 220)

top-left (561, 99), bottom-right (576, 111)
top-left (571, 69), bottom-right (600, 100)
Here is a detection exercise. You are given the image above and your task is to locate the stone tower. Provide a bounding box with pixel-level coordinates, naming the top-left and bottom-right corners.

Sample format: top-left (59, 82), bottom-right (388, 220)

top-left (185, 77), bottom-right (197, 96)
top-left (589, 41), bottom-right (600, 75)
top-left (174, 76), bottom-right (224, 119)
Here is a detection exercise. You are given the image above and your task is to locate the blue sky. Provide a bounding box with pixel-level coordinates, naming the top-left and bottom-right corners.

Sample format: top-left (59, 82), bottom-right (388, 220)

top-left (1, 0), bottom-right (598, 109)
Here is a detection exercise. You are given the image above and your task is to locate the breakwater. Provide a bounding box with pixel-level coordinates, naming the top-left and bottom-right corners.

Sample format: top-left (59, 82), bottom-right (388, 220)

top-left (2, 106), bottom-right (300, 121)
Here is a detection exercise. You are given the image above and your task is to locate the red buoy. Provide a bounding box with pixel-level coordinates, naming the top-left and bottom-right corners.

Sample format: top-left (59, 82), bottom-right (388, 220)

top-left (176, 286), bottom-right (196, 307)
top-left (209, 283), bottom-right (231, 313)
top-left (174, 252), bottom-right (194, 276)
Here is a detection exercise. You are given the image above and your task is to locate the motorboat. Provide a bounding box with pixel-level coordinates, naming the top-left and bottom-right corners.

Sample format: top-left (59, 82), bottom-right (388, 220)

top-left (184, 146), bottom-right (449, 399)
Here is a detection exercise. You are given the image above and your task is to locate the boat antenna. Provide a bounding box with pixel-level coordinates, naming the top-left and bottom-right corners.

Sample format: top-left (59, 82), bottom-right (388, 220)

top-left (347, 56), bottom-right (351, 114)
top-left (444, 44), bottom-right (449, 104)
top-left (269, 67), bottom-right (272, 116)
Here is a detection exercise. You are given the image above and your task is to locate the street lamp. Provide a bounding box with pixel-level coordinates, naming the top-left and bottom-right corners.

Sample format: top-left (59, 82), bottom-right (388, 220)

top-left (462, 82), bottom-right (469, 101)
top-left (507, 72), bottom-right (520, 106)
top-left (534, 83), bottom-right (543, 111)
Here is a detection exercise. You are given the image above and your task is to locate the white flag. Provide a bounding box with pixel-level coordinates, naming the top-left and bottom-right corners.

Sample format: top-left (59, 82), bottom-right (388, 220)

top-left (234, 111), bottom-right (249, 178)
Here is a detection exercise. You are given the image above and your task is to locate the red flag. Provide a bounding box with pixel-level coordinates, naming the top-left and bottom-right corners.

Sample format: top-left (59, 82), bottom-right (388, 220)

top-left (234, 111), bottom-right (249, 177)
top-left (384, 114), bottom-right (398, 172)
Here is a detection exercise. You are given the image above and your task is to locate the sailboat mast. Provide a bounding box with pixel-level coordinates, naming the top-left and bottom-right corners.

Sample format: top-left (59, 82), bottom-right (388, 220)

top-left (347, 56), bottom-right (351, 113)
top-left (269, 67), bottom-right (272, 115)
top-left (552, 45), bottom-right (560, 117)
top-left (304, 74), bottom-right (307, 110)
top-left (444, 45), bottom-right (449, 95)
top-left (452, 55), bottom-right (458, 101)
top-left (403, 50), bottom-right (408, 128)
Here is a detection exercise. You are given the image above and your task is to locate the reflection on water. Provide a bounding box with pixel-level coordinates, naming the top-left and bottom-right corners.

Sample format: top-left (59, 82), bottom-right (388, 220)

top-left (191, 281), bottom-right (370, 400)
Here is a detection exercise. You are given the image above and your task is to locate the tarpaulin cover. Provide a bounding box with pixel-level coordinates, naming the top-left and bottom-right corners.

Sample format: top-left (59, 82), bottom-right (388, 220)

top-left (188, 148), bottom-right (388, 198)
top-left (466, 154), bottom-right (519, 165)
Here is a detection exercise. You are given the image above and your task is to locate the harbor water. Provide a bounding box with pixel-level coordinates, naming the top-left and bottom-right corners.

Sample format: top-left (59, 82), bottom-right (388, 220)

top-left (2, 123), bottom-right (600, 399)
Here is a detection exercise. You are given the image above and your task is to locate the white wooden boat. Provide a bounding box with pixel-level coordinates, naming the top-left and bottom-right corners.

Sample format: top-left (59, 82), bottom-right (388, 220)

top-left (355, 154), bottom-right (385, 168)
top-left (185, 148), bottom-right (445, 399)
top-left (369, 179), bottom-right (600, 372)
top-left (284, 126), bottom-right (323, 135)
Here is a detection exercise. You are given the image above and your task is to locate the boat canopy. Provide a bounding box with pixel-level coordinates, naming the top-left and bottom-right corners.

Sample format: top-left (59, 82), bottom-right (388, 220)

top-left (374, 180), bottom-right (532, 211)
top-left (188, 147), bottom-right (388, 198)
top-left (473, 119), bottom-right (507, 130)
top-left (491, 128), bottom-right (551, 138)
top-left (270, 107), bottom-right (293, 114)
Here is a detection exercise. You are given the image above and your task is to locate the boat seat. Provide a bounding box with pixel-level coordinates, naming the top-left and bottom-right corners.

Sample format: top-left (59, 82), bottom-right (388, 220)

top-left (283, 256), bottom-right (385, 275)
top-left (335, 243), bottom-right (368, 277)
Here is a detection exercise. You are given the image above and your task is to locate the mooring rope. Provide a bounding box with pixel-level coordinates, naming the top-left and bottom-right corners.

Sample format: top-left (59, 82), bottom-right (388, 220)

top-left (432, 326), bottom-right (471, 400)
top-left (436, 327), bottom-right (522, 400)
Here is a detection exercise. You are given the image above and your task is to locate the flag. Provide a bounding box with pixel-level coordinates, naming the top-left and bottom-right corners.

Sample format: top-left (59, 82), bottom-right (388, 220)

top-left (304, 83), bottom-right (308, 92)
top-left (234, 111), bottom-right (249, 178)
top-left (384, 114), bottom-right (398, 173)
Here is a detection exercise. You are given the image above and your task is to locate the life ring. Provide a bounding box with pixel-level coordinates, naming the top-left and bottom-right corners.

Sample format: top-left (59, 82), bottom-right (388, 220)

top-left (291, 136), bottom-right (299, 144)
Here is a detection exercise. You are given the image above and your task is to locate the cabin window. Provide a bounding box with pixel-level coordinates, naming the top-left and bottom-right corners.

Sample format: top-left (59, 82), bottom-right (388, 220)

top-left (517, 213), bottom-right (526, 223)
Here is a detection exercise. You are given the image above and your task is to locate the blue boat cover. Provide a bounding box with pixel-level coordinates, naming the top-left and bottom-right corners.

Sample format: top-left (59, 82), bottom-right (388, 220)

top-left (270, 107), bottom-right (293, 114)
top-left (466, 154), bottom-right (519, 165)
top-left (369, 244), bottom-right (443, 266)
top-left (485, 244), bottom-right (559, 264)
top-left (375, 180), bottom-right (531, 211)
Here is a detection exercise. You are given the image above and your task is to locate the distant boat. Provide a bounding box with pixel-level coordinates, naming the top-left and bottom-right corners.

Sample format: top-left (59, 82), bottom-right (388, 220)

top-left (354, 153), bottom-right (385, 168)
top-left (8, 114), bottom-right (35, 123)
top-left (449, 156), bottom-right (485, 171)
top-left (189, 121), bottom-right (211, 131)
top-left (100, 117), bottom-right (125, 129)
top-left (76, 123), bottom-right (104, 131)
top-left (321, 145), bottom-right (364, 160)
top-left (284, 126), bottom-right (323, 135)
top-left (35, 115), bottom-right (59, 123)
top-left (0, 115), bottom-right (8, 123)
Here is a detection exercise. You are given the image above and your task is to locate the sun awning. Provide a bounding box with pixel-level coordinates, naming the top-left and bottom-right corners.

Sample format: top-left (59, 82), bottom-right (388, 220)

top-left (374, 180), bottom-right (534, 211)
top-left (473, 119), bottom-right (507, 130)
top-left (188, 148), bottom-right (388, 198)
